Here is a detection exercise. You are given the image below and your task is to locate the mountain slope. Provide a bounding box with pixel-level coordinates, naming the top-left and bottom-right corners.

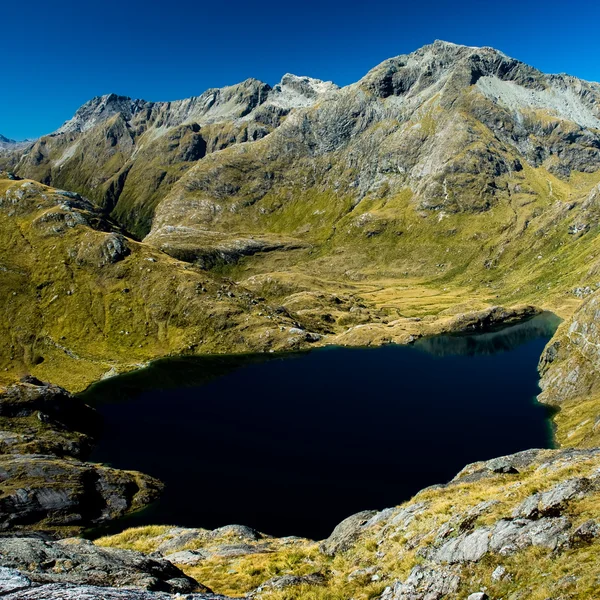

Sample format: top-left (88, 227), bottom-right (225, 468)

top-left (4, 40), bottom-right (600, 383)
top-left (0, 178), bottom-right (317, 390)
top-left (7, 75), bottom-right (338, 237)
top-left (0, 135), bottom-right (30, 155)
top-left (142, 41), bottom-right (600, 324)
top-left (3, 41), bottom-right (600, 600)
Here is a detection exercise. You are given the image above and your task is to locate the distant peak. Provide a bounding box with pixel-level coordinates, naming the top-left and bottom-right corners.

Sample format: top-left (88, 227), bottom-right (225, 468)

top-left (57, 93), bottom-right (147, 135)
top-left (267, 73), bottom-right (339, 110)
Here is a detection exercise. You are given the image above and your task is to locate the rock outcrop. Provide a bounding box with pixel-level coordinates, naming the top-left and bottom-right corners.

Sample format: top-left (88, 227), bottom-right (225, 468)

top-left (539, 291), bottom-right (600, 447)
top-left (0, 564), bottom-right (232, 599)
top-left (0, 379), bottom-right (162, 535)
top-left (0, 537), bottom-right (198, 593)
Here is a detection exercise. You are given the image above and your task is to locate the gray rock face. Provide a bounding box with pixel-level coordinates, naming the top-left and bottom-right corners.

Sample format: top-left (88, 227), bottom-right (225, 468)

top-left (319, 510), bottom-right (378, 556)
top-left (0, 380), bottom-right (162, 535)
top-left (380, 565), bottom-right (461, 600)
top-left (539, 291), bottom-right (600, 407)
top-left (489, 516), bottom-right (572, 554)
top-left (433, 515), bottom-right (573, 565)
top-left (0, 454), bottom-right (163, 534)
top-left (2, 584), bottom-right (174, 600)
top-left (100, 233), bottom-right (130, 264)
top-left (0, 567), bottom-right (31, 594)
top-left (0, 566), bottom-right (233, 599)
top-left (0, 537), bottom-right (199, 593)
top-left (0, 379), bottom-right (97, 458)
top-left (433, 527), bottom-right (492, 564)
top-left (76, 232), bottom-right (131, 267)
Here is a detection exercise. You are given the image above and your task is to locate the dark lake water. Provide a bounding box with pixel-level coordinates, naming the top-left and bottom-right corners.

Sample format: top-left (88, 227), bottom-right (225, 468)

top-left (81, 312), bottom-right (560, 540)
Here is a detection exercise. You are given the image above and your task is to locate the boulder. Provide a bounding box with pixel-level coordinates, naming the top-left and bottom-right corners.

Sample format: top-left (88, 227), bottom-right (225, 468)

top-left (319, 510), bottom-right (378, 556)
top-left (380, 565), bottom-right (461, 600)
top-left (251, 572), bottom-right (326, 594)
top-left (433, 527), bottom-right (491, 564)
top-left (513, 477), bottom-right (594, 519)
top-left (162, 549), bottom-right (207, 566)
top-left (489, 517), bottom-right (571, 554)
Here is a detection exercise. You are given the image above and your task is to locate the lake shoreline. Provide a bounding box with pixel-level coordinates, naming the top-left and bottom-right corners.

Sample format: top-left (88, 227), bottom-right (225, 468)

top-left (83, 310), bottom-right (560, 540)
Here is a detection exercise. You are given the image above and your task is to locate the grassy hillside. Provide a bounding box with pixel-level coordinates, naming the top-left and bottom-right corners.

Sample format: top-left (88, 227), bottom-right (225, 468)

top-left (0, 178), bottom-right (315, 391)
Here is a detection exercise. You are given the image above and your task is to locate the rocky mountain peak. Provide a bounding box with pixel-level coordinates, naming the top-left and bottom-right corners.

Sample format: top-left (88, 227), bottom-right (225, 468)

top-left (353, 40), bottom-right (600, 130)
top-left (0, 134), bottom-right (32, 154)
top-left (57, 93), bottom-right (149, 134)
top-left (359, 40), bottom-right (540, 100)
top-left (264, 73), bottom-right (339, 110)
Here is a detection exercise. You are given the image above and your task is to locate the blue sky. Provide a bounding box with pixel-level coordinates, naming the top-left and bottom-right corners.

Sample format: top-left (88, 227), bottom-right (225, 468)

top-left (2, 0), bottom-right (599, 140)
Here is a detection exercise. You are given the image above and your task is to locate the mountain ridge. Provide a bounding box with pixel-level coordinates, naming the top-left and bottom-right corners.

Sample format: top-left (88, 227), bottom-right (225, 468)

top-left (3, 40), bottom-right (600, 388)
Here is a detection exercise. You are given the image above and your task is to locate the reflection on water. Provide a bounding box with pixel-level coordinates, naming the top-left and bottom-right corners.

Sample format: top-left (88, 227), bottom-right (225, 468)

top-left (81, 312), bottom-right (560, 540)
top-left (414, 311), bottom-right (562, 357)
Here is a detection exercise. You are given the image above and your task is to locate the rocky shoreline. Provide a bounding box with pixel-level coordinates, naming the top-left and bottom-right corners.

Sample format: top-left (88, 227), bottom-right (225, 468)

top-left (0, 378), bottom-right (162, 537)
top-left (1, 302), bottom-right (599, 598)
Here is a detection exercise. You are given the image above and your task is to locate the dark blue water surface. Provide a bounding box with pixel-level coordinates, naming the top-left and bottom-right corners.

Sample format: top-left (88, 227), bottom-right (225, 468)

top-left (81, 312), bottom-right (560, 540)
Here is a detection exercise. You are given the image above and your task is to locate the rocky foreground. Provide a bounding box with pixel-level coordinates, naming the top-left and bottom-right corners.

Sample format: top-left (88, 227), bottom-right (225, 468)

top-left (1, 446), bottom-right (599, 599)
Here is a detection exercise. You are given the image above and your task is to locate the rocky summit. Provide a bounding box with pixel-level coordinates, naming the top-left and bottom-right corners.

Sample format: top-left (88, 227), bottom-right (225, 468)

top-left (1, 40), bottom-right (600, 599)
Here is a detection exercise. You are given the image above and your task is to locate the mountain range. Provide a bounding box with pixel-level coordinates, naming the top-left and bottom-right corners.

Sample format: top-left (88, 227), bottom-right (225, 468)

top-left (1, 40), bottom-right (600, 600)
top-left (2, 40), bottom-right (600, 389)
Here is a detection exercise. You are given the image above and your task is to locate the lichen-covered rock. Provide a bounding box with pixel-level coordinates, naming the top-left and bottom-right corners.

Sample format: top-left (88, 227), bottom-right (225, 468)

top-left (513, 477), bottom-right (595, 518)
top-left (319, 510), bottom-right (378, 556)
top-left (380, 565), bottom-right (461, 600)
top-left (0, 565), bottom-right (233, 599)
top-left (433, 527), bottom-right (492, 564)
top-left (0, 537), bottom-right (200, 593)
top-left (251, 572), bottom-right (326, 594)
top-left (76, 232), bottom-right (130, 266)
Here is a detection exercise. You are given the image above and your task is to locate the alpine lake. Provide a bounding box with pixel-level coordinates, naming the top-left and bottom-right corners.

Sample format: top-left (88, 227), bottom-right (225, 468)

top-left (81, 311), bottom-right (561, 540)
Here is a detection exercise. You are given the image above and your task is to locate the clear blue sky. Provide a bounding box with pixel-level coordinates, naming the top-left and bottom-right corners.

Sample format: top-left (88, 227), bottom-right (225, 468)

top-left (2, 0), bottom-right (599, 140)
